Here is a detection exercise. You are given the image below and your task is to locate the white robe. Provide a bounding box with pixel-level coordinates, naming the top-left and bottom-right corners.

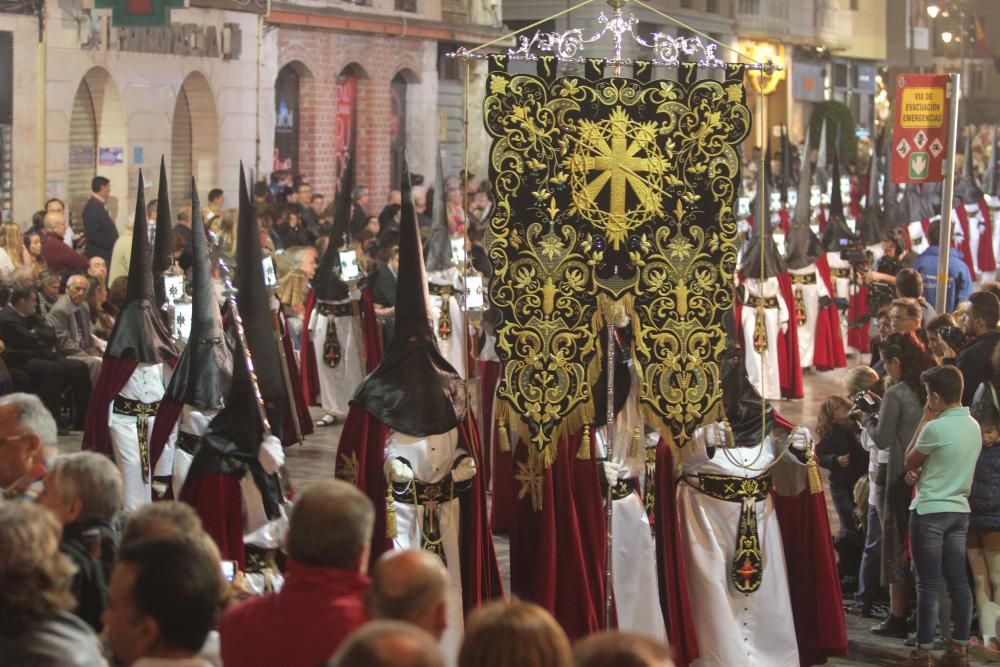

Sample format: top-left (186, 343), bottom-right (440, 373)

top-left (740, 277), bottom-right (787, 401)
top-left (308, 294), bottom-right (365, 419)
top-left (428, 269), bottom-right (466, 378)
top-left (385, 429), bottom-right (467, 664)
top-left (594, 378), bottom-right (667, 642)
top-left (787, 264), bottom-right (829, 369)
top-left (109, 363), bottom-right (176, 512)
top-left (677, 435), bottom-right (798, 667)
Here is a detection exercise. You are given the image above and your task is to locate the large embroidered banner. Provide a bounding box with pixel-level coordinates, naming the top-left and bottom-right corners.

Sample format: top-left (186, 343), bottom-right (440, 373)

top-left (484, 55), bottom-right (751, 466)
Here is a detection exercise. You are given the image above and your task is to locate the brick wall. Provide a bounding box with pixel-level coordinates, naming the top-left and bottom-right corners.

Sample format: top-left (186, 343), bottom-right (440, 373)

top-left (277, 27), bottom-right (431, 207)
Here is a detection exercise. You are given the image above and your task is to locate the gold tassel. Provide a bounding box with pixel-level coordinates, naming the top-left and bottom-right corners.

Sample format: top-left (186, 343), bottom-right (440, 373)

top-left (806, 443), bottom-right (823, 495)
top-left (385, 489), bottom-right (398, 538)
top-left (794, 287), bottom-right (807, 327)
top-left (498, 422), bottom-right (511, 453)
top-left (577, 424), bottom-right (591, 460)
top-left (631, 426), bottom-right (641, 458)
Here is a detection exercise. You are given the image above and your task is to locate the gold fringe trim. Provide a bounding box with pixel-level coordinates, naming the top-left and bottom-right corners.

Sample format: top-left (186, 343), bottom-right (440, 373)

top-left (806, 442), bottom-right (823, 495)
top-left (577, 424), bottom-right (591, 460)
top-left (631, 425), bottom-right (642, 458)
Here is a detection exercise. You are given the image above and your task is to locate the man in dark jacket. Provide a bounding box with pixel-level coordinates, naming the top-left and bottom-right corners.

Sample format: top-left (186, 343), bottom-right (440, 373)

top-left (37, 451), bottom-right (122, 631)
top-left (0, 287), bottom-right (91, 432)
top-left (82, 176), bottom-right (119, 266)
top-left (957, 290), bottom-right (1000, 405)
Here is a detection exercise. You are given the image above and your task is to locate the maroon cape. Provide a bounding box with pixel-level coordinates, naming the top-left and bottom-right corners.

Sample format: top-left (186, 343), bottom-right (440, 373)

top-left (180, 472), bottom-right (246, 568)
top-left (506, 431), bottom-right (609, 640)
top-left (954, 205), bottom-right (980, 281)
top-left (977, 200), bottom-right (997, 272)
top-left (333, 403), bottom-right (502, 614)
top-left (813, 256), bottom-right (848, 371)
top-left (83, 357), bottom-right (139, 459)
top-left (656, 429), bottom-right (848, 666)
top-left (479, 360), bottom-right (512, 535)
top-left (279, 310), bottom-right (314, 447)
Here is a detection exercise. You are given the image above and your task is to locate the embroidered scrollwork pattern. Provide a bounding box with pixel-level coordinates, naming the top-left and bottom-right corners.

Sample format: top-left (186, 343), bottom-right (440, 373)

top-left (484, 58), bottom-right (750, 463)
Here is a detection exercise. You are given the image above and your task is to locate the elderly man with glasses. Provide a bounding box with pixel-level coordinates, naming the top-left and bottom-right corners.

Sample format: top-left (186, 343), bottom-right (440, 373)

top-left (0, 393), bottom-right (58, 501)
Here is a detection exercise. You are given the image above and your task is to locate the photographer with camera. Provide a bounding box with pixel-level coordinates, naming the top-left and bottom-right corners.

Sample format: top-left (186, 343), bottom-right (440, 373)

top-left (926, 314), bottom-right (963, 365)
top-left (956, 291), bottom-right (1000, 407)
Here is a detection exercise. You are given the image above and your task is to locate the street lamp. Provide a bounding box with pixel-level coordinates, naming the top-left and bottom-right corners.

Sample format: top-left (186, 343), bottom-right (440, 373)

top-left (941, 30), bottom-right (954, 43)
top-left (927, 3), bottom-right (940, 19)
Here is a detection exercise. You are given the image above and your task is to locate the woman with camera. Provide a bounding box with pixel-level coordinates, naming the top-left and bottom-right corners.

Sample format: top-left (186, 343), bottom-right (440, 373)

top-left (866, 332), bottom-right (938, 638)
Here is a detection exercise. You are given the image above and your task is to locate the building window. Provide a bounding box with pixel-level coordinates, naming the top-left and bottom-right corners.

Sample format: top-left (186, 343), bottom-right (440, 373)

top-left (395, 0), bottom-right (417, 12)
top-left (739, 0), bottom-right (759, 14)
top-left (680, 0), bottom-right (692, 8)
top-left (706, 0), bottom-right (718, 12)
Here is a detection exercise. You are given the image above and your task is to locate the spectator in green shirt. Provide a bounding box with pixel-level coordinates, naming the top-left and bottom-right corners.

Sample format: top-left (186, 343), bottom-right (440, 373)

top-left (904, 365), bottom-right (982, 666)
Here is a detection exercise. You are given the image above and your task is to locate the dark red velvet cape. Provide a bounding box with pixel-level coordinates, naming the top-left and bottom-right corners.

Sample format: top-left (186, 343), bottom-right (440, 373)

top-left (83, 357), bottom-right (139, 458)
top-left (507, 431), bottom-right (608, 640)
top-left (733, 275), bottom-right (803, 399)
top-left (813, 255), bottom-right (847, 371)
top-left (180, 472), bottom-right (246, 568)
top-left (954, 205), bottom-right (978, 281)
top-left (333, 403), bottom-right (502, 614)
top-left (978, 200), bottom-right (997, 271)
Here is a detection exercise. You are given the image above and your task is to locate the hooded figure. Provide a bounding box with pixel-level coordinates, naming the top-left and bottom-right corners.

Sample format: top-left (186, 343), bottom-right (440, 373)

top-left (663, 311), bottom-right (847, 667)
top-left (856, 130), bottom-right (890, 249)
top-left (151, 180), bottom-right (234, 498)
top-left (815, 119), bottom-right (829, 192)
top-left (821, 129), bottom-right (858, 303)
top-left (153, 157), bottom-right (175, 321)
top-left (309, 154), bottom-right (367, 428)
top-left (738, 203), bottom-right (790, 400)
top-left (84, 171), bottom-right (179, 512)
top-left (333, 155), bottom-right (501, 659)
top-left (955, 127), bottom-right (996, 274)
top-left (776, 128), bottom-right (792, 233)
top-left (424, 153), bottom-right (467, 378)
top-left (784, 140), bottom-right (835, 370)
top-left (987, 125), bottom-right (999, 203)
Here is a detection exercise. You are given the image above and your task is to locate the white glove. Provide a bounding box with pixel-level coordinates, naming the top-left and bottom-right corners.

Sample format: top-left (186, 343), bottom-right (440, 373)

top-left (387, 459), bottom-right (414, 483)
top-left (451, 457), bottom-right (478, 483)
top-left (789, 426), bottom-right (813, 451)
top-left (602, 460), bottom-right (622, 487)
top-left (696, 421), bottom-right (731, 449)
top-left (257, 435), bottom-right (285, 475)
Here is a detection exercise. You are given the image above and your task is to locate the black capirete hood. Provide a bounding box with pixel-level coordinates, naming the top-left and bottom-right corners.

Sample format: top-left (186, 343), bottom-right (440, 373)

top-left (165, 179), bottom-right (232, 410)
top-left (235, 163), bottom-right (285, 406)
top-left (857, 129), bottom-right (890, 246)
top-left (720, 311), bottom-right (775, 447)
top-left (153, 156), bottom-right (173, 314)
top-left (821, 129), bottom-right (856, 252)
top-left (785, 138), bottom-right (823, 269)
top-left (955, 128), bottom-right (985, 206)
top-left (351, 153), bottom-right (466, 436)
top-left (779, 127), bottom-right (791, 206)
top-left (105, 171), bottom-right (178, 364)
top-left (424, 152), bottom-right (452, 273)
top-left (740, 206), bottom-right (786, 279)
top-left (313, 154), bottom-right (354, 303)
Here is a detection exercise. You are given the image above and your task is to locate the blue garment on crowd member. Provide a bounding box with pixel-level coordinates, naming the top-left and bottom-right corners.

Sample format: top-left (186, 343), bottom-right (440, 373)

top-left (911, 245), bottom-right (972, 313)
top-left (970, 444), bottom-right (1000, 533)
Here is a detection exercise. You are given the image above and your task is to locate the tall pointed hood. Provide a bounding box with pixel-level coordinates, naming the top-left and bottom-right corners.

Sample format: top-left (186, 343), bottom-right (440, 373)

top-left (153, 157), bottom-right (173, 289)
top-left (235, 163), bottom-right (285, 404)
top-left (986, 125), bottom-right (999, 199)
top-left (814, 118), bottom-right (829, 190)
top-left (821, 125), bottom-right (856, 252)
top-left (857, 129), bottom-right (889, 246)
top-left (779, 127), bottom-right (791, 206)
top-left (352, 153), bottom-right (466, 436)
top-left (786, 139), bottom-right (823, 269)
top-left (313, 154), bottom-right (353, 303)
top-left (740, 208), bottom-right (787, 279)
top-left (764, 134), bottom-right (776, 190)
top-left (955, 127), bottom-right (985, 206)
top-left (424, 151), bottom-right (452, 273)
top-left (104, 171), bottom-right (178, 363)
top-left (164, 179), bottom-right (232, 410)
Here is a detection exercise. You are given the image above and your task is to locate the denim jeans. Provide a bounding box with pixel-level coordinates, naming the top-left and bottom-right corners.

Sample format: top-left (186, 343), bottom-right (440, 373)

top-left (831, 485), bottom-right (859, 534)
top-left (909, 511), bottom-right (973, 649)
top-left (856, 503), bottom-right (883, 603)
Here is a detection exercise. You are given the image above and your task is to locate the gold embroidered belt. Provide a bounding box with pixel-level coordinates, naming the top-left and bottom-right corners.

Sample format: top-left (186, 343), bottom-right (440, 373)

top-left (790, 273), bottom-right (817, 285)
top-left (690, 472), bottom-right (772, 594)
top-left (747, 296), bottom-right (779, 309)
top-left (830, 268), bottom-right (851, 279)
top-left (610, 477), bottom-right (639, 502)
top-left (317, 302), bottom-right (356, 369)
top-left (392, 473), bottom-right (471, 563)
top-left (113, 396), bottom-right (160, 484)
top-left (428, 284), bottom-right (454, 340)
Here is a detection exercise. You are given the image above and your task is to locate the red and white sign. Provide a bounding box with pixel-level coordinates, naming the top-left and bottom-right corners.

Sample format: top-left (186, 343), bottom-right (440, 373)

top-left (892, 73), bottom-right (951, 183)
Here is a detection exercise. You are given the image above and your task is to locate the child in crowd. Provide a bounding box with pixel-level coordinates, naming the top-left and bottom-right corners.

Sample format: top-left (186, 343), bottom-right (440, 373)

top-left (816, 395), bottom-right (869, 535)
top-left (969, 388), bottom-right (1000, 650)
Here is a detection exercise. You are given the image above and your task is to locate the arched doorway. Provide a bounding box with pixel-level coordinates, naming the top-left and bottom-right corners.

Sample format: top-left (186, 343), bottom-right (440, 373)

top-left (171, 72), bottom-right (218, 209)
top-left (68, 67), bottom-right (127, 228)
top-left (274, 62), bottom-right (311, 175)
top-left (335, 63), bottom-right (367, 190)
top-left (389, 71), bottom-right (416, 190)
